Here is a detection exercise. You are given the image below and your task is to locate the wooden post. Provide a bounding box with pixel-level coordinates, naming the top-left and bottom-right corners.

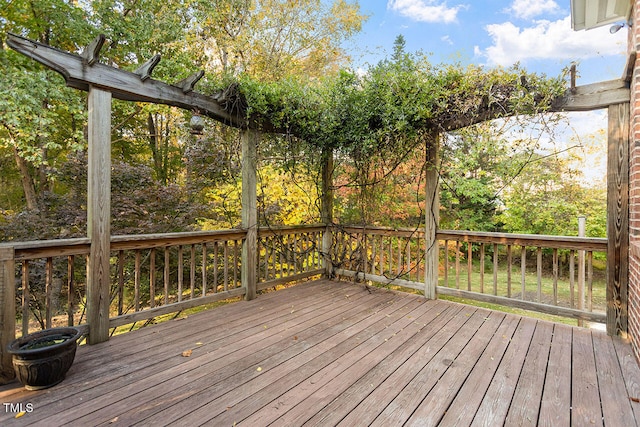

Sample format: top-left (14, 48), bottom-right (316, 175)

top-left (607, 102), bottom-right (629, 337)
top-left (424, 131), bottom-right (439, 299)
top-left (321, 148), bottom-right (334, 278)
top-left (0, 247), bottom-right (16, 383)
top-left (578, 215), bottom-right (586, 327)
top-left (241, 128), bottom-right (258, 301)
top-left (87, 87), bottom-right (112, 344)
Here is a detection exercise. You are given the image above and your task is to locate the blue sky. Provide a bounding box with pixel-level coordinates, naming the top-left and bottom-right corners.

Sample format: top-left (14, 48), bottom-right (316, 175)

top-left (344, 0), bottom-right (628, 85)
top-left (339, 0), bottom-right (629, 185)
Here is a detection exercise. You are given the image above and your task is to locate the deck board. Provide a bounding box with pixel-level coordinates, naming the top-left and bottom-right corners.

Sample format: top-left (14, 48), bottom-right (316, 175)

top-left (0, 279), bottom-right (639, 426)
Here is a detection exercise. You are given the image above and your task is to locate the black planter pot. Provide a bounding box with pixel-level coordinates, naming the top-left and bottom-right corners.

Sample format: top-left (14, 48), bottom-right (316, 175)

top-left (7, 327), bottom-right (82, 390)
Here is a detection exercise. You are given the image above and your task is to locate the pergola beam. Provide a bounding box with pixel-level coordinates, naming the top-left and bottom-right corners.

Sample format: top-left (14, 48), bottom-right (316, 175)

top-left (6, 33), bottom-right (247, 129)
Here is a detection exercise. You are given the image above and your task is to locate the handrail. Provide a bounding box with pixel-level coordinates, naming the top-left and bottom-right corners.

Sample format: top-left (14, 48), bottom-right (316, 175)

top-left (330, 225), bottom-right (607, 324)
top-left (1, 226), bottom-right (326, 340)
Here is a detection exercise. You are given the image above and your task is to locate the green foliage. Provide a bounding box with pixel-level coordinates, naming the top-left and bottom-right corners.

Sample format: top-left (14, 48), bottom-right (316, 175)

top-left (499, 153), bottom-right (606, 237)
top-left (236, 36), bottom-right (567, 164)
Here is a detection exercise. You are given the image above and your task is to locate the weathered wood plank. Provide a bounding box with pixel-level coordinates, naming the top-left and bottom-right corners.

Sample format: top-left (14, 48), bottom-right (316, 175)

top-left (438, 313), bottom-right (523, 426)
top-left (143, 291), bottom-right (425, 426)
top-left (436, 229), bottom-right (607, 252)
top-left (538, 324), bottom-right (573, 426)
top-left (470, 317), bottom-right (537, 425)
top-left (612, 337), bottom-right (640, 422)
top-left (301, 304), bottom-right (465, 427)
top-left (503, 321), bottom-right (553, 427)
top-left (2, 280), bottom-right (639, 427)
top-left (607, 102), bottom-right (630, 336)
top-left (369, 309), bottom-right (489, 426)
top-left (86, 86), bottom-right (111, 344)
top-left (240, 296), bottom-right (445, 426)
top-left (72, 287), bottom-right (402, 426)
top-left (4, 281), bottom-right (365, 424)
top-left (424, 131), bottom-right (439, 299)
top-left (405, 312), bottom-right (514, 426)
top-left (571, 328), bottom-right (603, 427)
top-left (593, 331), bottom-right (638, 426)
top-left (0, 247), bottom-right (15, 384)
top-left (241, 128), bottom-right (258, 301)
top-left (6, 33), bottom-right (246, 129)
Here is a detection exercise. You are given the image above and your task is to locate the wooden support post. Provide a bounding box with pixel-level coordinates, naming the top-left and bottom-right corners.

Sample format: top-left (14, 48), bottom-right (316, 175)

top-left (578, 215), bottom-right (586, 327)
top-left (607, 102), bottom-right (629, 337)
top-left (0, 247), bottom-right (16, 384)
top-left (87, 87), bottom-right (112, 344)
top-left (321, 148), bottom-right (334, 278)
top-left (241, 128), bottom-right (258, 301)
top-left (424, 131), bottom-right (439, 299)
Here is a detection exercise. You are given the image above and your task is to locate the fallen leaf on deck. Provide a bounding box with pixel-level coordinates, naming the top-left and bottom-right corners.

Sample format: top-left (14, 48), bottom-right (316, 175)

top-left (294, 336), bottom-right (298, 340)
top-left (15, 412), bottom-right (26, 419)
top-left (182, 349), bottom-right (193, 357)
top-left (109, 417), bottom-right (119, 423)
top-left (256, 366), bottom-right (262, 372)
top-left (631, 397), bottom-right (640, 403)
top-left (195, 342), bottom-right (203, 346)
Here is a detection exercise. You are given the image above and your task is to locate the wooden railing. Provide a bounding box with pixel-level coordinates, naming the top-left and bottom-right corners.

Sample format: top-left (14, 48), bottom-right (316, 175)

top-left (258, 225), bottom-right (325, 290)
top-left (0, 226), bottom-right (325, 339)
top-left (0, 224), bottom-right (609, 341)
top-left (330, 226), bottom-right (607, 323)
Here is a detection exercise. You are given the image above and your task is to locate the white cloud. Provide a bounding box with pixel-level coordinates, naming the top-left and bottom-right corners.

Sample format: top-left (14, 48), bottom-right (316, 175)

top-left (387, 0), bottom-right (465, 24)
top-left (507, 0), bottom-right (560, 20)
top-left (476, 16), bottom-right (626, 66)
top-left (441, 35), bottom-right (453, 45)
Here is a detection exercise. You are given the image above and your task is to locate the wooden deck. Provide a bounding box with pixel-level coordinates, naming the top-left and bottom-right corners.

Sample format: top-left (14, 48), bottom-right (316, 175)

top-left (1, 279), bottom-right (640, 426)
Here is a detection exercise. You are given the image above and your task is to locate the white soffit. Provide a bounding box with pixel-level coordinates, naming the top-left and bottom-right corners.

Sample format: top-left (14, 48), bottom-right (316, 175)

top-left (571, 0), bottom-right (632, 30)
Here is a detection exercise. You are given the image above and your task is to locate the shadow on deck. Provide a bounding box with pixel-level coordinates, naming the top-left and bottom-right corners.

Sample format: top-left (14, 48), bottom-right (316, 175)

top-left (1, 279), bottom-right (639, 426)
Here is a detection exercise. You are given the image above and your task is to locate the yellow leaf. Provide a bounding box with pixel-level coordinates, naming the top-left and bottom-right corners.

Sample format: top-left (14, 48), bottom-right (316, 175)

top-left (15, 412), bottom-right (26, 419)
top-left (256, 366), bottom-right (262, 372)
top-left (182, 349), bottom-right (193, 357)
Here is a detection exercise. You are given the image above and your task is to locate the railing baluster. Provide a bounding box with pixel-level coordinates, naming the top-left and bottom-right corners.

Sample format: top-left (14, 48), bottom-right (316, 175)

top-left (213, 241), bottom-right (219, 293)
top-left (455, 241), bottom-right (461, 290)
top-left (521, 246), bottom-right (526, 300)
top-left (134, 249), bottom-right (141, 312)
top-left (118, 250), bottom-right (125, 315)
top-left (588, 251), bottom-right (593, 312)
top-left (537, 247), bottom-right (542, 303)
top-left (149, 248), bottom-right (156, 308)
top-left (164, 247), bottom-right (170, 305)
top-left (190, 244), bottom-right (196, 299)
top-left (223, 241), bottom-right (229, 292)
top-left (570, 250), bottom-right (575, 308)
top-left (202, 243), bottom-right (207, 296)
top-left (444, 240), bottom-right (449, 287)
top-left (45, 256), bottom-right (53, 329)
top-left (467, 243), bottom-right (472, 291)
top-left (379, 235), bottom-right (385, 276)
top-left (406, 241), bottom-right (413, 280)
top-left (233, 240), bottom-right (239, 288)
top-left (553, 248), bottom-right (558, 306)
top-left (67, 255), bottom-right (74, 326)
top-left (22, 261), bottom-right (29, 336)
top-left (493, 243), bottom-right (498, 296)
top-left (507, 245), bottom-right (512, 298)
top-left (178, 245), bottom-right (183, 302)
top-left (479, 243), bottom-right (485, 294)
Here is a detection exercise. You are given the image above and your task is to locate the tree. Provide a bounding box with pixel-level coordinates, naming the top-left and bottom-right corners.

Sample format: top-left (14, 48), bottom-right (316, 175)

top-left (191, 0), bottom-right (367, 80)
top-left (499, 152), bottom-right (606, 237)
top-left (0, 0), bottom-right (92, 211)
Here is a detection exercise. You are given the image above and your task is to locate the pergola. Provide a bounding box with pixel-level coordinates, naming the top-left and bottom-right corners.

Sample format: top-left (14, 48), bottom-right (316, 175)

top-left (0, 31), bottom-right (632, 381)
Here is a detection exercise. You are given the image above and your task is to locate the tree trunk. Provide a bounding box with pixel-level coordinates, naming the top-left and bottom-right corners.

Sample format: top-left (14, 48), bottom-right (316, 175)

top-left (13, 148), bottom-right (38, 211)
